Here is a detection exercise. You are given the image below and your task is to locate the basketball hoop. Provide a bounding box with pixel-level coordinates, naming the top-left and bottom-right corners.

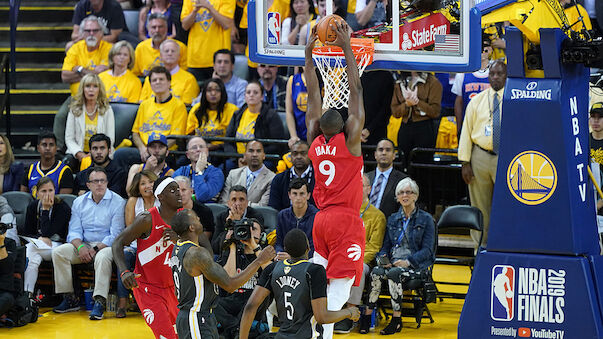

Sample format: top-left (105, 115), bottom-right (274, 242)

top-left (312, 38), bottom-right (374, 110)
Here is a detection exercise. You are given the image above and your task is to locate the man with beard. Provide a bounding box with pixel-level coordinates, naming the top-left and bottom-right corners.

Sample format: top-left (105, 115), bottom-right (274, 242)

top-left (62, 16), bottom-right (112, 96)
top-left (133, 13), bottom-right (187, 77)
top-left (75, 133), bottom-right (127, 197)
top-left (139, 39), bottom-right (199, 105)
top-left (126, 133), bottom-right (174, 191)
top-left (257, 64), bottom-right (287, 111)
top-left (220, 140), bottom-right (275, 207)
top-left (268, 140), bottom-right (315, 211)
top-left (458, 59), bottom-right (507, 250)
top-left (112, 177), bottom-right (182, 338)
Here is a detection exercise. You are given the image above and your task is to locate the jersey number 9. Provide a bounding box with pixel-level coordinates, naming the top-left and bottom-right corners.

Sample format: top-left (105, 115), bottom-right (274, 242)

top-left (319, 160), bottom-right (336, 186)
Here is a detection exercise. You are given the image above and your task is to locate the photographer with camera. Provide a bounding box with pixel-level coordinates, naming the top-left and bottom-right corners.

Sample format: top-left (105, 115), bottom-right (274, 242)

top-left (215, 218), bottom-right (271, 339)
top-left (211, 185), bottom-right (264, 254)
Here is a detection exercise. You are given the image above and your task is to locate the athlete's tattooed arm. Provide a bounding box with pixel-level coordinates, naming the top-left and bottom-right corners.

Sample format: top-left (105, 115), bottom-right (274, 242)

top-left (183, 245), bottom-right (276, 293)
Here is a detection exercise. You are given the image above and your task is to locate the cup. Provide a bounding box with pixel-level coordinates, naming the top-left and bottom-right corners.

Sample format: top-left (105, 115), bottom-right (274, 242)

top-left (84, 289), bottom-right (94, 310)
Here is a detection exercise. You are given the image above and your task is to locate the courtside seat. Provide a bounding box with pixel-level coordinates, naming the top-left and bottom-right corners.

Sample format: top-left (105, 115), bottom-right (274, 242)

top-left (253, 206), bottom-right (278, 234)
top-left (206, 203), bottom-right (229, 228)
top-left (2, 191), bottom-right (34, 230)
top-left (56, 194), bottom-right (77, 208)
top-left (110, 102), bottom-right (139, 148)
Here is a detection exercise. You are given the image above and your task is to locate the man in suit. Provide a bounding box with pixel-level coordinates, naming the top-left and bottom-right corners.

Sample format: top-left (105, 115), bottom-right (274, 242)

top-left (268, 140), bottom-right (315, 211)
top-left (220, 140), bottom-right (275, 207)
top-left (366, 139), bottom-right (407, 219)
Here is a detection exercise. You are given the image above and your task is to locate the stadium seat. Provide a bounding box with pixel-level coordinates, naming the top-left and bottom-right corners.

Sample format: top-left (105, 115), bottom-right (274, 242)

top-left (277, 111), bottom-right (290, 140)
top-left (2, 191), bottom-right (34, 230)
top-left (57, 194), bottom-right (77, 208)
top-left (234, 54), bottom-right (249, 81)
top-left (253, 206), bottom-right (278, 233)
top-left (111, 102), bottom-right (139, 148)
top-left (53, 97), bottom-right (72, 153)
top-left (124, 10), bottom-right (139, 35)
top-left (205, 203), bottom-right (229, 228)
top-left (434, 205), bottom-right (483, 299)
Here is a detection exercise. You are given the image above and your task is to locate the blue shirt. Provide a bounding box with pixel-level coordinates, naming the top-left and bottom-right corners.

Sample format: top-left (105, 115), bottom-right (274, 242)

top-left (172, 164), bottom-right (225, 202)
top-left (225, 75), bottom-right (247, 108)
top-left (370, 167), bottom-right (393, 209)
top-left (67, 189), bottom-right (126, 246)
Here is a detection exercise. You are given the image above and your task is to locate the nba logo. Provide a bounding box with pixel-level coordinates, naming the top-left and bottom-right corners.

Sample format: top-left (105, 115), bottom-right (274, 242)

top-left (267, 12), bottom-right (280, 45)
top-left (491, 265), bottom-right (515, 321)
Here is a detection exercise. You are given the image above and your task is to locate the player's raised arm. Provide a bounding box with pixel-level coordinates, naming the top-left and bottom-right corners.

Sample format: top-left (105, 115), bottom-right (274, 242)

top-left (329, 22), bottom-right (364, 156)
top-left (239, 284), bottom-right (271, 339)
top-left (305, 32), bottom-right (322, 142)
top-left (112, 212), bottom-right (152, 289)
top-left (182, 244), bottom-right (275, 293)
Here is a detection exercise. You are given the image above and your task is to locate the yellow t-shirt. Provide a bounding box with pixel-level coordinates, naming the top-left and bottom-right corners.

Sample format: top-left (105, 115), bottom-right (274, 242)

top-left (62, 40), bottom-right (113, 96)
top-left (235, 108), bottom-right (259, 153)
top-left (240, 0), bottom-right (290, 67)
top-left (140, 68), bottom-right (200, 105)
top-left (98, 69), bottom-right (142, 103)
top-left (182, 0), bottom-right (235, 68)
top-left (83, 113), bottom-right (98, 152)
top-left (132, 38), bottom-right (188, 76)
top-left (186, 102), bottom-right (238, 145)
top-left (131, 96), bottom-right (188, 146)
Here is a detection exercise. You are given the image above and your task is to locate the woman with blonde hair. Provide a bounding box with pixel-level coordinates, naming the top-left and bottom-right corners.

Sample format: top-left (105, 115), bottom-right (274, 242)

top-left (65, 73), bottom-right (115, 171)
top-left (98, 41), bottom-right (141, 103)
top-left (0, 135), bottom-right (24, 193)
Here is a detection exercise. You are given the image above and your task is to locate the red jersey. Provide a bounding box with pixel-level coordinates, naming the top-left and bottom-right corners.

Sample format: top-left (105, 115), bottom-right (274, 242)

top-left (308, 132), bottom-right (363, 211)
top-left (135, 206), bottom-right (175, 288)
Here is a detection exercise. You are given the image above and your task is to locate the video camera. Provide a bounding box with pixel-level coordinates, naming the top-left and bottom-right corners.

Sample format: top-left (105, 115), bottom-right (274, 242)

top-left (0, 222), bottom-right (12, 235)
top-left (226, 218), bottom-right (254, 241)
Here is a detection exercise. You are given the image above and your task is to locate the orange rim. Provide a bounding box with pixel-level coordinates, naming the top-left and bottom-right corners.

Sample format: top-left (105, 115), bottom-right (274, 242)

top-left (313, 38), bottom-right (375, 65)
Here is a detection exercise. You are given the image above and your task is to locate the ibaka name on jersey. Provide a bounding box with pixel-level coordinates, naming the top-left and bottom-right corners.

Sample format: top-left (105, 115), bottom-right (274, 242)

top-left (138, 224), bottom-right (172, 266)
top-left (314, 145), bottom-right (337, 157)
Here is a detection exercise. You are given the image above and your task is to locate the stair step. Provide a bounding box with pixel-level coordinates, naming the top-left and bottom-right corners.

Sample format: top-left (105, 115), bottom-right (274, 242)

top-left (1, 86), bottom-right (70, 106)
top-left (0, 7), bottom-right (74, 23)
top-left (0, 23), bottom-right (72, 42)
top-left (0, 65), bottom-right (62, 84)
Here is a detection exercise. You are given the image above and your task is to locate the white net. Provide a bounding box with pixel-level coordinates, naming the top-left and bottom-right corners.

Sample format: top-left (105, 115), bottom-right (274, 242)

top-left (312, 46), bottom-right (373, 110)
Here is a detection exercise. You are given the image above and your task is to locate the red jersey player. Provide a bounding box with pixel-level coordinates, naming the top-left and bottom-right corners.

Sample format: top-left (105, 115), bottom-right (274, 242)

top-left (305, 22), bottom-right (365, 339)
top-left (112, 177), bottom-right (183, 339)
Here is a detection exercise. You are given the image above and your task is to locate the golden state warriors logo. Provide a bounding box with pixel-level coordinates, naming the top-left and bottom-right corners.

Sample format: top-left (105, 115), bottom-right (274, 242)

top-left (507, 151), bottom-right (557, 205)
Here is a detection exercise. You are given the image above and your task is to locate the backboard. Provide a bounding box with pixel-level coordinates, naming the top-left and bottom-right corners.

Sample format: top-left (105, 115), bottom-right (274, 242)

top-left (248, 0), bottom-right (482, 72)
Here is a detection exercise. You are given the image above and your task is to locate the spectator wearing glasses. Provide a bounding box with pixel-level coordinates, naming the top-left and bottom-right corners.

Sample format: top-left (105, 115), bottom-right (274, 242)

top-left (51, 166), bottom-right (125, 320)
top-left (62, 16), bottom-right (113, 97)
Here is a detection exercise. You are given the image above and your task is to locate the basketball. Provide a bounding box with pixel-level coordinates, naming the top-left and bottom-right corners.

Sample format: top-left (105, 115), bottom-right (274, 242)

top-left (315, 14), bottom-right (345, 44)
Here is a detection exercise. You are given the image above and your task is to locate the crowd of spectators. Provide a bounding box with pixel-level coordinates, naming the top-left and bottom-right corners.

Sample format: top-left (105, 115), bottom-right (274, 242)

top-left (1, 0), bottom-right (603, 334)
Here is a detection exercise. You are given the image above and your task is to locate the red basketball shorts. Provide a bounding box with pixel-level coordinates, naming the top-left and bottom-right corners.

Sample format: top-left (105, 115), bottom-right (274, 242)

top-left (133, 281), bottom-right (179, 339)
top-left (312, 208), bottom-right (365, 286)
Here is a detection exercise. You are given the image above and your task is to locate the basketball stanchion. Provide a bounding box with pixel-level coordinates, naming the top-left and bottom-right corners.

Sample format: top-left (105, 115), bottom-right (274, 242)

top-left (311, 38), bottom-right (374, 109)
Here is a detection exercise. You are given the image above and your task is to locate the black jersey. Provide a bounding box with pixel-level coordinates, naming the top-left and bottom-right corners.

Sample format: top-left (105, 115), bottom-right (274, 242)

top-left (258, 259), bottom-right (328, 338)
top-left (171, 240), bottom-right (218, 313)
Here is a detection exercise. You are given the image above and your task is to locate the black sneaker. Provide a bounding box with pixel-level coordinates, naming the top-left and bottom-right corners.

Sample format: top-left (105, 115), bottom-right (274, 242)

top-left (334, 318), bottom-right (354, 334)
top-left (358, 314), bottom-right (371, 334)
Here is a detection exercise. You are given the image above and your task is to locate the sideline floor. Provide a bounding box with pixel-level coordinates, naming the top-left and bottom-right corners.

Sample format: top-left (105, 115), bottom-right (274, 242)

top-left (1, 264), bottom-right (470, 338)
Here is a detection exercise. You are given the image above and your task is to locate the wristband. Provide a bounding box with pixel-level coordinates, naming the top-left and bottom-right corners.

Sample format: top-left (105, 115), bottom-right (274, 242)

top-left (77, 244), bottom-right (86, 252)
top-left (253, 246), bottom-right (261, 253)
top-left (120, 270), bottom-right (131, 278)
top-left (0, 244), bottom-right (5, 249)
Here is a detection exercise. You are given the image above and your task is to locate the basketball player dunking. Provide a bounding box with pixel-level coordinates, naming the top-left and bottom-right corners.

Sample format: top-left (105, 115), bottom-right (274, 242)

top-left (305, 22), bottom-right (366, 339)
top-left (112, 177), bottom-right (183, 339)
top-left (170, 209), bottom-right (276, 339)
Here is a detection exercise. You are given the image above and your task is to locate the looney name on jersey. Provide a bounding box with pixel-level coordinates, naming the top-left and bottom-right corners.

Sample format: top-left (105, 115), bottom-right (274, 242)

top-left (276, 275), bottom-right (301, 289)
top-left (517, 268), bottom-right (565, 324)
top-left (314, 145), bottom-right (336, 157)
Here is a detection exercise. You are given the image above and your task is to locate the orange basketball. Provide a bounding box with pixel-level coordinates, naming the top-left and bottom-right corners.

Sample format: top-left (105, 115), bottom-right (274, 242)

top-left (315, 14), bottom-right (345, 44)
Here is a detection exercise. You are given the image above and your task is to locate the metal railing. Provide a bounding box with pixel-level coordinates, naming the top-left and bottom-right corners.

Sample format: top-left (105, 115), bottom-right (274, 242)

top-left (9, 0), bottom-right (21, 90)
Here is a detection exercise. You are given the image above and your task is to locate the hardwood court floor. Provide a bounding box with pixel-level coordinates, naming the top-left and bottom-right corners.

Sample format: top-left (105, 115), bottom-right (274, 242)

top-left (1, 264), bottom-right (470, 339)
